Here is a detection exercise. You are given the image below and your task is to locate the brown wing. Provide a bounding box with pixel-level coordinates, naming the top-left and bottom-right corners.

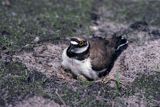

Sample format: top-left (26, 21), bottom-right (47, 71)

top-left (89, 37), bottom-right (115, 71)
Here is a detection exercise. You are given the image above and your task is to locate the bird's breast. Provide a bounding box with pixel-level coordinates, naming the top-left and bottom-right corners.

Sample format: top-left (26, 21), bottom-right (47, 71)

top-left (62, 48), bottom-right (92, 72)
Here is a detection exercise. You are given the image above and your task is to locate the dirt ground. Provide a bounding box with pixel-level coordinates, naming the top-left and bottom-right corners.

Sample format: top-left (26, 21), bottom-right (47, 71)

top-left (0, 0), bottom-right (160, 107)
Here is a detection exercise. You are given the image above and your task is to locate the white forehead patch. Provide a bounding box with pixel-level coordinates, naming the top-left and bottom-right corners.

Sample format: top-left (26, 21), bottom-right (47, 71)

top-left (70, 41), bottom-right (78, 45)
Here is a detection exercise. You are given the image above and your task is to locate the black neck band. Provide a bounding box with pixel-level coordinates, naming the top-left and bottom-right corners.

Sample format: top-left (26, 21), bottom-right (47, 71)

top-left (67, 44), bottom-right (90, 60)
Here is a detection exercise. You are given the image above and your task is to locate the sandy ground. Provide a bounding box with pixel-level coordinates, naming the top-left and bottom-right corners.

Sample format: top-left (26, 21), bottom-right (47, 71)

top-left (13, 20), bottom-right (160, 84)
top-left (11, 21), bottom-right (160, 107)
top-left (8, 96), bottom-right (67, 107)
top-left (11, 19), bottom-right (160, 106)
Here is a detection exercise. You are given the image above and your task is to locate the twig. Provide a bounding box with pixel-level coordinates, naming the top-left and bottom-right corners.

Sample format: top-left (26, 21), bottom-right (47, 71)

top-left (55, 89), bottom-right (67, 106)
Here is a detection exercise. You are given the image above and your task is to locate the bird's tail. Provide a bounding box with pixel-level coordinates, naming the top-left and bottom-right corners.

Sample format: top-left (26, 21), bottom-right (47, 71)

top-left (115, 36), bottom-right (128, 51)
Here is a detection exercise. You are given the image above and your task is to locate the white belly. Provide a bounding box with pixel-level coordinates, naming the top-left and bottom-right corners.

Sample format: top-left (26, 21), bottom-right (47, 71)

top-left (61, 48), bottom-right (98, 80)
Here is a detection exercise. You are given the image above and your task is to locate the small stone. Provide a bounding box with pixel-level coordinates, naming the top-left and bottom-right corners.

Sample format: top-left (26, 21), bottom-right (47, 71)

top-left (34, 36), bottom-right (40, 43)
top-left (11, 12), bottom-right (16, 16)
top-left (90, 26), bottom-right (99, 31)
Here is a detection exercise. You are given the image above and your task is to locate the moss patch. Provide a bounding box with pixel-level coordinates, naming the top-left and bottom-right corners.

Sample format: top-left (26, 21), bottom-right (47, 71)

top-left (0, 61), bottom-right (46, 106)
top-left (133, 73), bottom-right (160, 102)
top-left (0, 0), bottom-right (93, 51)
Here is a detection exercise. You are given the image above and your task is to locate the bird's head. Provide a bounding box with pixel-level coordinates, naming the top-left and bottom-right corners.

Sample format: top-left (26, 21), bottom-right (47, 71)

top-left (67, 37), bottom-right (89, 54)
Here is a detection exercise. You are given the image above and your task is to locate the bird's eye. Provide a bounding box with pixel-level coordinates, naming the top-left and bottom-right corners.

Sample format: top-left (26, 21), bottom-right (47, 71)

top-left (79, 41), bottom-right (84, 46)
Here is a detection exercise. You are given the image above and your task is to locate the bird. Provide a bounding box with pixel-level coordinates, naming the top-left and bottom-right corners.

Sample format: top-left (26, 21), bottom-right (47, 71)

top-left (61, 35), bottom-right (128, 80)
